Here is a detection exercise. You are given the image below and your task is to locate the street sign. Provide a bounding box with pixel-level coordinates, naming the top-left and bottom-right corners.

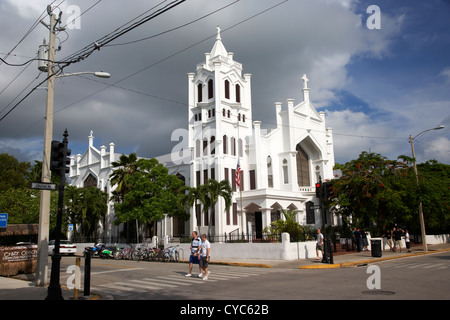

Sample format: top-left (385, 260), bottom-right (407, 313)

top-left (0, 213), bottom-right (8, 228)
top-left (311, 205), bottom-right (321, 209)
top-left (30, 182), bottom-right (57, 191)
top-left (68, 224), bottom-right (73, 231)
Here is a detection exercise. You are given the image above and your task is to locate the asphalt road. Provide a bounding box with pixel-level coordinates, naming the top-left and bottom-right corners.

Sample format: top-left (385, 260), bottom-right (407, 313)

top-left (56, 250), bottom-right (450, 301)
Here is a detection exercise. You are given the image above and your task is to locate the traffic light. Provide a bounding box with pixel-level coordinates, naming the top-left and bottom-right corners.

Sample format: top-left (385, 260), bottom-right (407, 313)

top-left (323, 182), bottom-right (334, 199)
top-left (315, 182), bottom-right (323, 198)
top-left (64, 147), bottom-right (71, 174)
top-left (50, 140), bottom-right (64, 173)
top-left (50, 139), bottom-right (71, 174)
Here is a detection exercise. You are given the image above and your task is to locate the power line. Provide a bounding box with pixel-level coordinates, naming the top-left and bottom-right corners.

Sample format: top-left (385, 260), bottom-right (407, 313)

top-left (61, 0), bottom-right (186, 65)
top-left (105, 0), bottom-right (241, 47)
top-left (0, 0), bottom-right (187, 124)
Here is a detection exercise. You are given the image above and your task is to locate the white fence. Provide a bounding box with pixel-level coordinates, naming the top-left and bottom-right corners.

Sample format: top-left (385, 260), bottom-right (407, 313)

top-left (164, 233), bottom-right (450, 261)
top-left (73, 233), bottom-right (449, 261)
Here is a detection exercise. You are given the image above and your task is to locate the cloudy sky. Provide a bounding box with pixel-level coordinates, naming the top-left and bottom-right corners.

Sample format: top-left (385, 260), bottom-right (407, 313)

top-left (0, 0), bottom-right (449, 167)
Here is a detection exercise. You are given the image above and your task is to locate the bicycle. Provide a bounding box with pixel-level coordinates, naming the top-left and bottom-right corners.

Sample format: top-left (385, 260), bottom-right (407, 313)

top-left (121, 245), bottom-right (134, 260)
top-left (165, 245), bottom-right (182, 262)
top-left (113, 243), bottom-right (124, 260)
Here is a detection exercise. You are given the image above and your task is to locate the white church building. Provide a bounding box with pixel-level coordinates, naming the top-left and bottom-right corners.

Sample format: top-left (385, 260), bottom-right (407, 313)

top-left (69, 28), bottom-right (336, 242)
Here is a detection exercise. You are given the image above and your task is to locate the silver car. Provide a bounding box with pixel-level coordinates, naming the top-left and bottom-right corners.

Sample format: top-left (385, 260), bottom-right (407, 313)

top-left (48, 240), bottom-right (77, 255)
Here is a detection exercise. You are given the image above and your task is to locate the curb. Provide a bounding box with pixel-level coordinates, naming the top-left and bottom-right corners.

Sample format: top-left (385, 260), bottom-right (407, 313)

top-left (298, 248), bottom-right (450, 269)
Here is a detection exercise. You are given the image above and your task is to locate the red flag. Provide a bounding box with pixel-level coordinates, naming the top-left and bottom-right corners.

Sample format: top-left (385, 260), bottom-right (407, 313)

top-left (235, 159), bottom-right (241, 188)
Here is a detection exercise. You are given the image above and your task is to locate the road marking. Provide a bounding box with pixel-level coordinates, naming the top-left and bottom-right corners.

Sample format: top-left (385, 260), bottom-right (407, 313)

top-left (92, 268), bottom-right (143, 275)
top-left (142, 277), bottom-right (193, 286)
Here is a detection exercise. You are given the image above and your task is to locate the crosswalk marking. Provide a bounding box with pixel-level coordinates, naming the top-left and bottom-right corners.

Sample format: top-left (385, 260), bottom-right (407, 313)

top-left (144, 277), bottom-right (196, 286)
top-left (423, 263), bottom-right (445, 268)
top-left (90, 268), bottom-right (272, 297)
top-left (130, 279), bottom-right (178, 288)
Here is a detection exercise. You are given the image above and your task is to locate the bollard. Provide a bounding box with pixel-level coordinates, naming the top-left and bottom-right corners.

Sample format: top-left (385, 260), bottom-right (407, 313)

top-left (84, 250), bottom-right (91, 296)
top-left (328, 239), bottom-right (334, 264)
top-left (74, 257), bottom-right (80, 300)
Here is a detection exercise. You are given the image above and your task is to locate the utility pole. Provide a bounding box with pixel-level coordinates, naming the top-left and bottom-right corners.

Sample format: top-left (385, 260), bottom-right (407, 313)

top-left (410, 135), bottom-right (428, 253)
top-left (35, 8), bottom-right (56, 287)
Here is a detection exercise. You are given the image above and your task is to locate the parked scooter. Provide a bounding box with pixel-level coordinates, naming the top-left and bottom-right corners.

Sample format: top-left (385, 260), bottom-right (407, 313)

top-left (84, 243), bottom-right (106, 258)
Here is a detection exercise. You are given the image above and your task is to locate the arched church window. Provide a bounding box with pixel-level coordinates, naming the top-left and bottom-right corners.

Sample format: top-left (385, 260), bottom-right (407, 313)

top-left (296, 144), bottom-right (310, 186)
top-left (210, 136), bottom-right (215, 155)
top-left (84, 174), bottom-right (97, 188)
top-left (225, 80), bottom-right (230, 99)
top-left (231, 137), bottom-right (236, 156)
top-left (203, 138), bottom-right (208, 156)
top-left (242, 114), bottom-right (245, 122)
top-left (223, 135), bottom-right (228, 154)
top-left (197, 83), bottom-right (203, 103)
top-left (223, 109), bottom-right (226, 117)
top-left (236, 84), bottom-right (241, 103)
top-left (208, 79), bottom-right (214, 99)
top-left (227, 110), bottom-right (230, 118)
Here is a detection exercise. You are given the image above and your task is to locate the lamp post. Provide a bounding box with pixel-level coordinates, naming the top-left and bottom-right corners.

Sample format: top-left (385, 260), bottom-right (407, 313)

top-left (409, 125), bottom-right (444, 252)
top-left (35, 11), bottom-right (110, 287)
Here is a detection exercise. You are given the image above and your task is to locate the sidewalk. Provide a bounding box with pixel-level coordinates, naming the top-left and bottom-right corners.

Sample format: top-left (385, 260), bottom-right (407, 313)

top-left (1, 243), bottom-right (449, 300)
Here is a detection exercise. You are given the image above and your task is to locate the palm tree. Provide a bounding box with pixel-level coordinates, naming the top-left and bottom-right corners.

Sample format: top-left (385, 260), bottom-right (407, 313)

top-left (110, 153), bottom-right (138, 203)
top-left (110, 153), bottom-right (139, 242)
top-left (199, 179), bottom-right (233, 233)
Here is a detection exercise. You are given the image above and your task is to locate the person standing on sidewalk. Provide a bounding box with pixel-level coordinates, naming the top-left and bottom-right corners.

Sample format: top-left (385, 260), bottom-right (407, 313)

top-left (198, 234), bottom-right (211, 280)
top-left (316, 229), bottom-right (324, 260)
top-left (393, 227), bottom-right (404, 252)
top-left (405, 229), bottom-right (411, 253)
top-left (185, 231), bottom-right (201, 277)
top-left (384, 229), bottom-right (393, 251)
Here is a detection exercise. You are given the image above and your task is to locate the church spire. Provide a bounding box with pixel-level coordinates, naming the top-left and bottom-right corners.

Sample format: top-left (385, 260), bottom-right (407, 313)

top-left (210, 25), bottom-right (228, 58)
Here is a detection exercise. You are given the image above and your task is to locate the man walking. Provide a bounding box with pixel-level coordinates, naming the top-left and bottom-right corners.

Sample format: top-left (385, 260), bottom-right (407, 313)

top-left (198, 234), bottom-right (211, 280)
top-left (185, 231), bottom-right (201, 277)
top-left (316, 228), bottom-right (324, 260)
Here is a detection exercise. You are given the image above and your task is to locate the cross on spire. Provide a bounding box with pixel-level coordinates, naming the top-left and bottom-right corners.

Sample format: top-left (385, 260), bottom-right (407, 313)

top-left (302, 74), bottom-right (309, 89)
top-left (216, 25), bottom-right (221, 40)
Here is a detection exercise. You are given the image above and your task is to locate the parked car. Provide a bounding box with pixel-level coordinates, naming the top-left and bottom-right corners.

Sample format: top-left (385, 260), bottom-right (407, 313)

top-left (48, 240), bottom-right (77, 256)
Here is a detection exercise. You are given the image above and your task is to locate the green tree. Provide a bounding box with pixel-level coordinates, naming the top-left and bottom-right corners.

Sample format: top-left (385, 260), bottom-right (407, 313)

top-left (333, 152), bottom-right (413, 233)
top-left (413, 160), bottom-right (450, 234)
top-left (333, 152), bottom-right (450, 235)
top-left (111, 157), bottom-right (187, 239)
top-left (78, 187), bottom-right (108, 240)
top-left (0, 153), bottom-right (31, 191)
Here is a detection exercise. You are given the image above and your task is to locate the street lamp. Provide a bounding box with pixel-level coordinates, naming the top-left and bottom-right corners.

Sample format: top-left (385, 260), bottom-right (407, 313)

top-left (409, 125), bottom-right (444, 252)
top-left (56, 71), bottom-right (111, 78)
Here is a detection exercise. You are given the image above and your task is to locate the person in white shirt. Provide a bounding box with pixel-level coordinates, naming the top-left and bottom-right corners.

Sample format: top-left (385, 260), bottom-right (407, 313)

top-left (197, 234), bottom-right (211, 280)
top-left (405, 229), bottom-right (411, 253)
